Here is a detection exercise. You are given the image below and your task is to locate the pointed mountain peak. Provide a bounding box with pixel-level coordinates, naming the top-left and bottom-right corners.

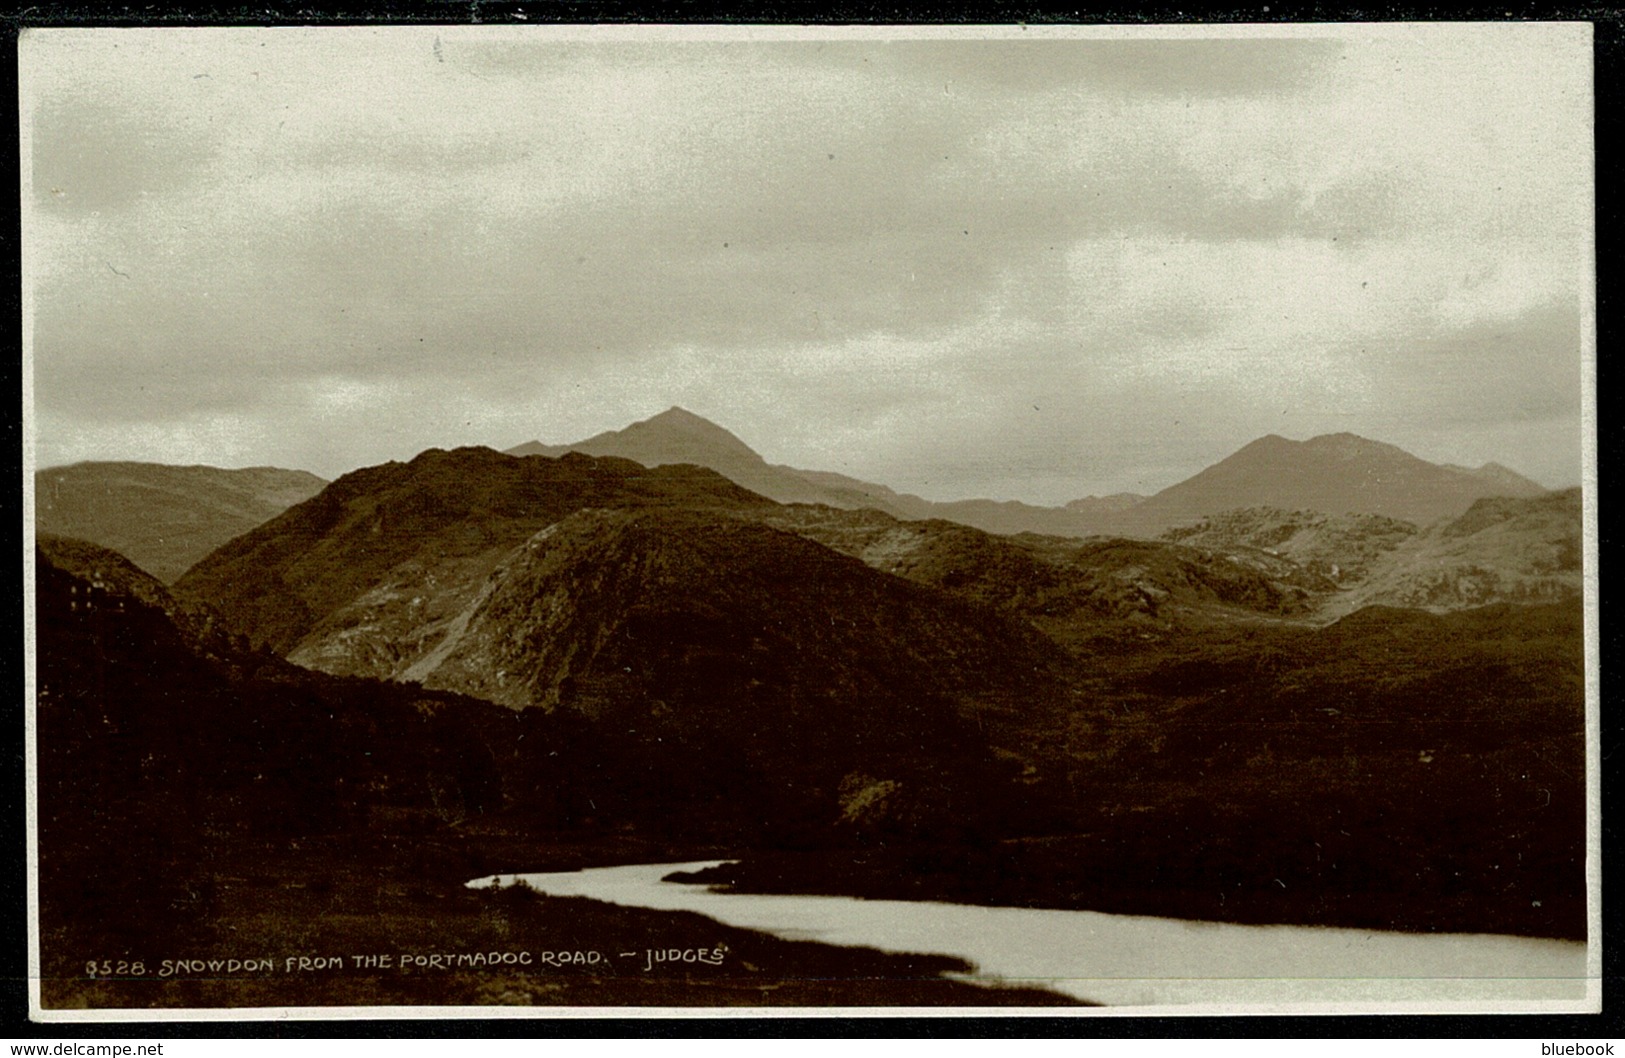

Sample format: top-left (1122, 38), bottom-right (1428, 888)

top-left (1462, 461), bottom-right (1548, 496)
top-left (1133, 429), bottom-right (1548, 527)
top-left (1236, 433), bottom-right (1293, 453)
top-left (506, 407), bottom-right (770, 473)
top-left (619, 407), bottom-right (761, 456)
top-left (1301, 431), bottom-right (1399, 452)
top-left (1237, 432), bottom-right (1397, 457)
top-left (1224, 432), bottom-right (1417, 467)
top-left (1296, 433), bottom-right (1420, 465)
top-left (648, 405), bottom-right (708, 424)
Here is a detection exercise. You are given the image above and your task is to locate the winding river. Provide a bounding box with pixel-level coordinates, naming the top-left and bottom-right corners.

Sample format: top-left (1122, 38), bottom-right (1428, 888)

top-left (469, 860), bottom-right (1592, 1010)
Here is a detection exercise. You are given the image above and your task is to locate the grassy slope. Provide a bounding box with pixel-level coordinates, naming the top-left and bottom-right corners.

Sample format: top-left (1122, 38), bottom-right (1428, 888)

top-left (174, 448), bottom-right (776, 656)
top-left (35, 462), bottom-right (327, 583)
top-left (684, 601), bottom-right (1588, 941)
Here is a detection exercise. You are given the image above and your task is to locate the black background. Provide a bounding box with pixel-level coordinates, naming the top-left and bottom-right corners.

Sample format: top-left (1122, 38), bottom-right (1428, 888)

top-left (1, 1), bottom-right (1618, 1040)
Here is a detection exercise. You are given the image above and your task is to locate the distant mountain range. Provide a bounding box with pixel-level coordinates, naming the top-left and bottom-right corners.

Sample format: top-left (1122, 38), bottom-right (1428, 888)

top-left (171, 439), bottom-right (1582, 707)
top-left (507, 406), bottom-right (1141, 534)
top-left (510, 408), bottom-right (1548, 536)
top-left (508, 407), bottom-right (925, 514)
top-left (1118, 432), bottom-right (1547, 532)
top-left (35, 462), bottom-right (327, 582)
top-left (31, 412), bottom-right (1552, 592)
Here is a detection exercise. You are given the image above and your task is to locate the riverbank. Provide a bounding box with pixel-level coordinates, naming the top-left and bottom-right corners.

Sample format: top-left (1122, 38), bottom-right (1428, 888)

top-left (666, 823), bottom-right (1587, 943)
top-left (500, 859), bottom-right (1589, 1009)
top-left (38, 833), bottom-right (1087, 1010)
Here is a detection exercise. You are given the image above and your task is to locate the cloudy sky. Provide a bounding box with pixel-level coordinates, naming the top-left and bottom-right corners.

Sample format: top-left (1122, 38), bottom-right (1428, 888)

top-left (22, 24), bottom-right (1592, 503)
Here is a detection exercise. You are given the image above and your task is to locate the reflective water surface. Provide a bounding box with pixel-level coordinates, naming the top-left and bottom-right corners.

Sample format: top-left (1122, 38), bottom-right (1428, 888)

top-left (469, 860), bottom-right (1589, 1010)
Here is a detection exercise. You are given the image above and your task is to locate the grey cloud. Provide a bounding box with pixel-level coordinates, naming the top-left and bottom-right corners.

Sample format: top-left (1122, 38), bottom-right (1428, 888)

top-left (27, 31), bottom-right (1586, 500)
top-left (30, 135), bottom-right (1425, 433)
top-left (848, 355), bottom-right (1284, 501)
top-left (853, 39), bottom-right (1345, 98)
top-left (30, 38), bottom-right (1391, 394)
top-left (456, 39), bottom-right (1343, 100)
top-left (288, 129), bottom-right (536, 175)
top-left (31, 96), bottom-right (212, 214)
top-left (1298, 174), bottom-right (1409, 242)
top-left (1371, 298), bottom-right (1583, 427)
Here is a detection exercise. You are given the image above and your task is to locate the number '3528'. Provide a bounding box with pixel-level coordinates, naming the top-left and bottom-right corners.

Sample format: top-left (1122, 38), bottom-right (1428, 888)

top-left (86, 960), bottom-right (146, 977)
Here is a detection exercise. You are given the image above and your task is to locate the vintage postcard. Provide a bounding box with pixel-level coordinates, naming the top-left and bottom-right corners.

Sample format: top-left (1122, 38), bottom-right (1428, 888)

top-left (20, 22), bottom-right (1598, 1020)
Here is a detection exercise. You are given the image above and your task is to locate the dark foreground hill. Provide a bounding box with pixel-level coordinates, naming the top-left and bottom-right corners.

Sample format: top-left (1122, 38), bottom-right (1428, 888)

top-left (176, 468), bottom-right (1084, 839)
top-left (1068, 600), bottom-right (1588, 938)
top-left (35, 539), bottom-right (1083, 1008)
top-left (37, 533), bottom-right (223, 644)
top-left (692, 599), bottom-right (1587, 940)
top-left (35, 461), bottom-right (327, 582)
top-left (174, 447), bottom-right (775, 657)
top-left (394, 507), bottom-right (1080, 837)
top-left (35, 538), bottom-right (516, 948)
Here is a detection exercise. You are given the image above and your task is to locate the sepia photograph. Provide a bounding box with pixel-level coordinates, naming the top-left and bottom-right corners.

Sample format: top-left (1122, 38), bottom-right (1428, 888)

top-left (20, 22), bottom-right (1598, 1019)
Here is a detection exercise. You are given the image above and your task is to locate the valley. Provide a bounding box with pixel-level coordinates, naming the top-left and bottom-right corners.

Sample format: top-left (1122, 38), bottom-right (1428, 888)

top-left (29, 415), bottom-right (1590, 1010)
top-left (35, 462), bottom-right (328, 584)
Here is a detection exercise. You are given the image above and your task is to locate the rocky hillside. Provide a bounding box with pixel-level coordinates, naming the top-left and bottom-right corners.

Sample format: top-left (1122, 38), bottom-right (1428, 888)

top-left (243, 498), bottom-right (1083, 803)
top-left (1323, 488), bottom-right (1583, 617)
top-left (1161, 507), bottom-right (1420, 584)
top-left (407, 508), bottom-right (1069, 705)
top-left (393, 507), bottom-right (1077, 831)
top-left (173, 447), bottom-right (774, 657)
top-left (753, 506), bottom-right (1334, 649)
top-left (34, 462), bottom-right (327, 583)
top-left (1159, 490), bottom-right (1581, 620)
